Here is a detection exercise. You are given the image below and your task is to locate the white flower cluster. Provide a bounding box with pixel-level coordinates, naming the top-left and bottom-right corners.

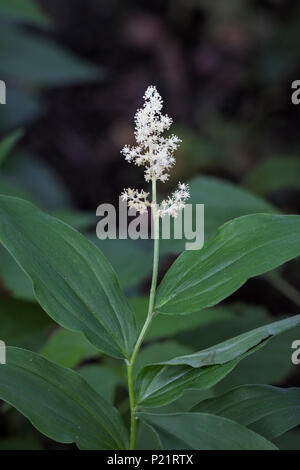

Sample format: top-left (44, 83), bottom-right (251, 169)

top-left (121, 85), bottom-right (180, 183)
top-left (157, 183), bottom-right (190, 218)
top-left (121, 86), bottom-right (190, 217)
top-left (121, 188), bottom-right (150, 214)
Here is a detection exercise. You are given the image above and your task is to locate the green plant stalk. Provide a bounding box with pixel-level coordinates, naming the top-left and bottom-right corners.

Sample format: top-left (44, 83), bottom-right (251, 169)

top-left (126, 177), bottom-right (160, 450)
top-left (266, 272), bottom-right (300, 309)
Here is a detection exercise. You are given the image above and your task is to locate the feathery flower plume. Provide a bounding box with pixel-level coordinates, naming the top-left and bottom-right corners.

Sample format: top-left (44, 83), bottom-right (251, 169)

top-left (121, 86), bottom-right (189, 217)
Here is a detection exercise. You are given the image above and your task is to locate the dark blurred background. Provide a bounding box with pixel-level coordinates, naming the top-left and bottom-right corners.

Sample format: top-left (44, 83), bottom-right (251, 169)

top-left (1, 0), bottom-right (300, 210)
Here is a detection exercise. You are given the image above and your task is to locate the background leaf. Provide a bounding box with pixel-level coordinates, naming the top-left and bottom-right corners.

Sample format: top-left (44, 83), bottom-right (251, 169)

top-left (0, 130), bottom-right (23, 168)
top-left (0, 0), bottom-right (51, 27)
top-left (40, 328), bottom-right (100, 368)
top-left (0, 297), bottom-right (52, 350)
top-left (192, 385), bottom-right (300, 440)
top-left (177, 305), bottom-right (300, 390)
top-left (2, 152), bottom-right (71, 209)
top-left (244, 157), bottom-right (300, 195)
top-left (160, 176), bottom-right (275, 254)
top-left (90, 237), bottom-right (153, 291)
top-left (131, 297), bottom-right (236, 341)
top-left (135, 314), bottom-right (300, 407)
top-left (78, 365), bottom-right (119, 403)
top-left (0, 25), bottom-right (102, 86)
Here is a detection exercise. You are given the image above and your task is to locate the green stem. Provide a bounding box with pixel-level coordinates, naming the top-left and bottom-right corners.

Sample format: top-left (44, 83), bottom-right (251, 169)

top-left (126, 177), bottom-right (160, 450)
top-left (127, 363), bottom-right (136, 450)
top-left (266, 273), bottom-right (300, 309)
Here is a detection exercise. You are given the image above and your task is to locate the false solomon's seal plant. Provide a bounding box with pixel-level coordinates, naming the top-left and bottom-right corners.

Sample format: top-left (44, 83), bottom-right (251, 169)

top-left (0, 87), bottom-right (300, 450)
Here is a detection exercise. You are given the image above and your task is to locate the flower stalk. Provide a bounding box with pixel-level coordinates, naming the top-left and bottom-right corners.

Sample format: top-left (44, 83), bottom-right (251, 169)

top-left (122, 85), bottom-right (188, 450)
top-left (127, 177), bottom-right (160, 450)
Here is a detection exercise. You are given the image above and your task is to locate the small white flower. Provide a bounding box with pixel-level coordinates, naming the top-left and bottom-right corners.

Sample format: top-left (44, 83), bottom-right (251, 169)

top-left (157, 183), bottom-right (190, 218)
top-left (121, 86), bottom-right (190, 217)
top-left (121, 188), bottom-right (150, 214)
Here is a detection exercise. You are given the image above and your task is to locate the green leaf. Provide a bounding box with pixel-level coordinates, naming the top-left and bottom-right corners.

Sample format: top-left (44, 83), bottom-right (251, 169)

top-left (135, 341), bottom-right (193, 379)
top-left (0, 245), bottom-right (35, 301)
top-left (0, 347), bottom-right (127, 449)
top-left (78, 365), bottom-right (119, 403)
top-left (136, 359), bottom-right (238, 408)
top-left (0, 87), bottom-right (43, 131)
top-left (176, 305), bottom-right (300, 391)
top-left (0, 0), bottom-right (51, 27)
top-left (52, 209), bottom-right (96, 232)
top-left (91, 237), bottom-right (153, 291)
top-left (0, 196), bottom-right (137, 359)
top-left (192, 385), bottom-right (300, 440)
top-left (0, 130), bottom-right (23, 167)
top-left (156, 214), bottom-right (300, 315)
top-left (135, 314), bottom-right (300, 407)
top-left (41, 328), bottom-right (100, 368)
top-left (136, 422), bottom-right (162, 450)
top-left (0, 297), bottom-right (53, 350)
top-left (157, 314), bottom-right (300, 368)
top-left (244, 157), bottom-right (300, 195)
top-left (131, 297), bottom-right (236, 341)
top-left (215, 326), bottom-right (300, 393)
top-left (0, 25), bottom-right (102, 86)
top-left (3, 152), bottom-right (71, 209)
top-left (188, 176), bottom-right (275, 239)
top-left (160, 176), bottom-right (275, 254)
top-left (136, 412), bottom-right (278, 450)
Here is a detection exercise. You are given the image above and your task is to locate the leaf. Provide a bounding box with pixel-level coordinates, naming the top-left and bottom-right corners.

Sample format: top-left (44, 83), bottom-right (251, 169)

top-left (244, 157), bottom-right (300, 195)
top-left (0, 297), bottom-right (53, 350)
top-left (0, 25), bottom-right (102, 86)
top-left (160, 176), bottom-right (275, 254)
top-left (176, 304), bottom-right (300, 391)
top-left (156, 214), bottom-right (300, 315)
top-left (0, 0), bottom-right (51, 27)
top-left (3, 152), bottom-right (71, 209)
top-left (136, 359), bottom-right (238, 408)
top-left (0, 86), bottom-right (43, 131)
top-left (158, 314), bottom-right (300, 368)
top-left (135, 341), bottom-right (193, 379)
top-left (0, 130), bottom-right (23, 167)
top-left (0, 245), bottom-right (35, 301)
top-left (136, 422), bottom-right (162, 450)
top-left (131, 297), bottom-right (236, 341)
top-left (91, 237), bottom-right (153, 291)
top-left (188, 176), bottom-right (275, 239)
top-left (136, 412), bottom-right (278, 450)
top-left (0, 347), bottom-right (127, 449)
top-left (41, 328), bottom-right (100, 368)
top-left (0, 196), bottom-right (137, 359)
top-left (215, 325), bottom-right (300, 393)
top-left (192, 385), bottom-right (300, 440)
top-left (78, 365), bottom-right (119, 403)
top-left (135, 314), bottom-right (300, 407)
top-left (52, 209), bottom-right (96, 232)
